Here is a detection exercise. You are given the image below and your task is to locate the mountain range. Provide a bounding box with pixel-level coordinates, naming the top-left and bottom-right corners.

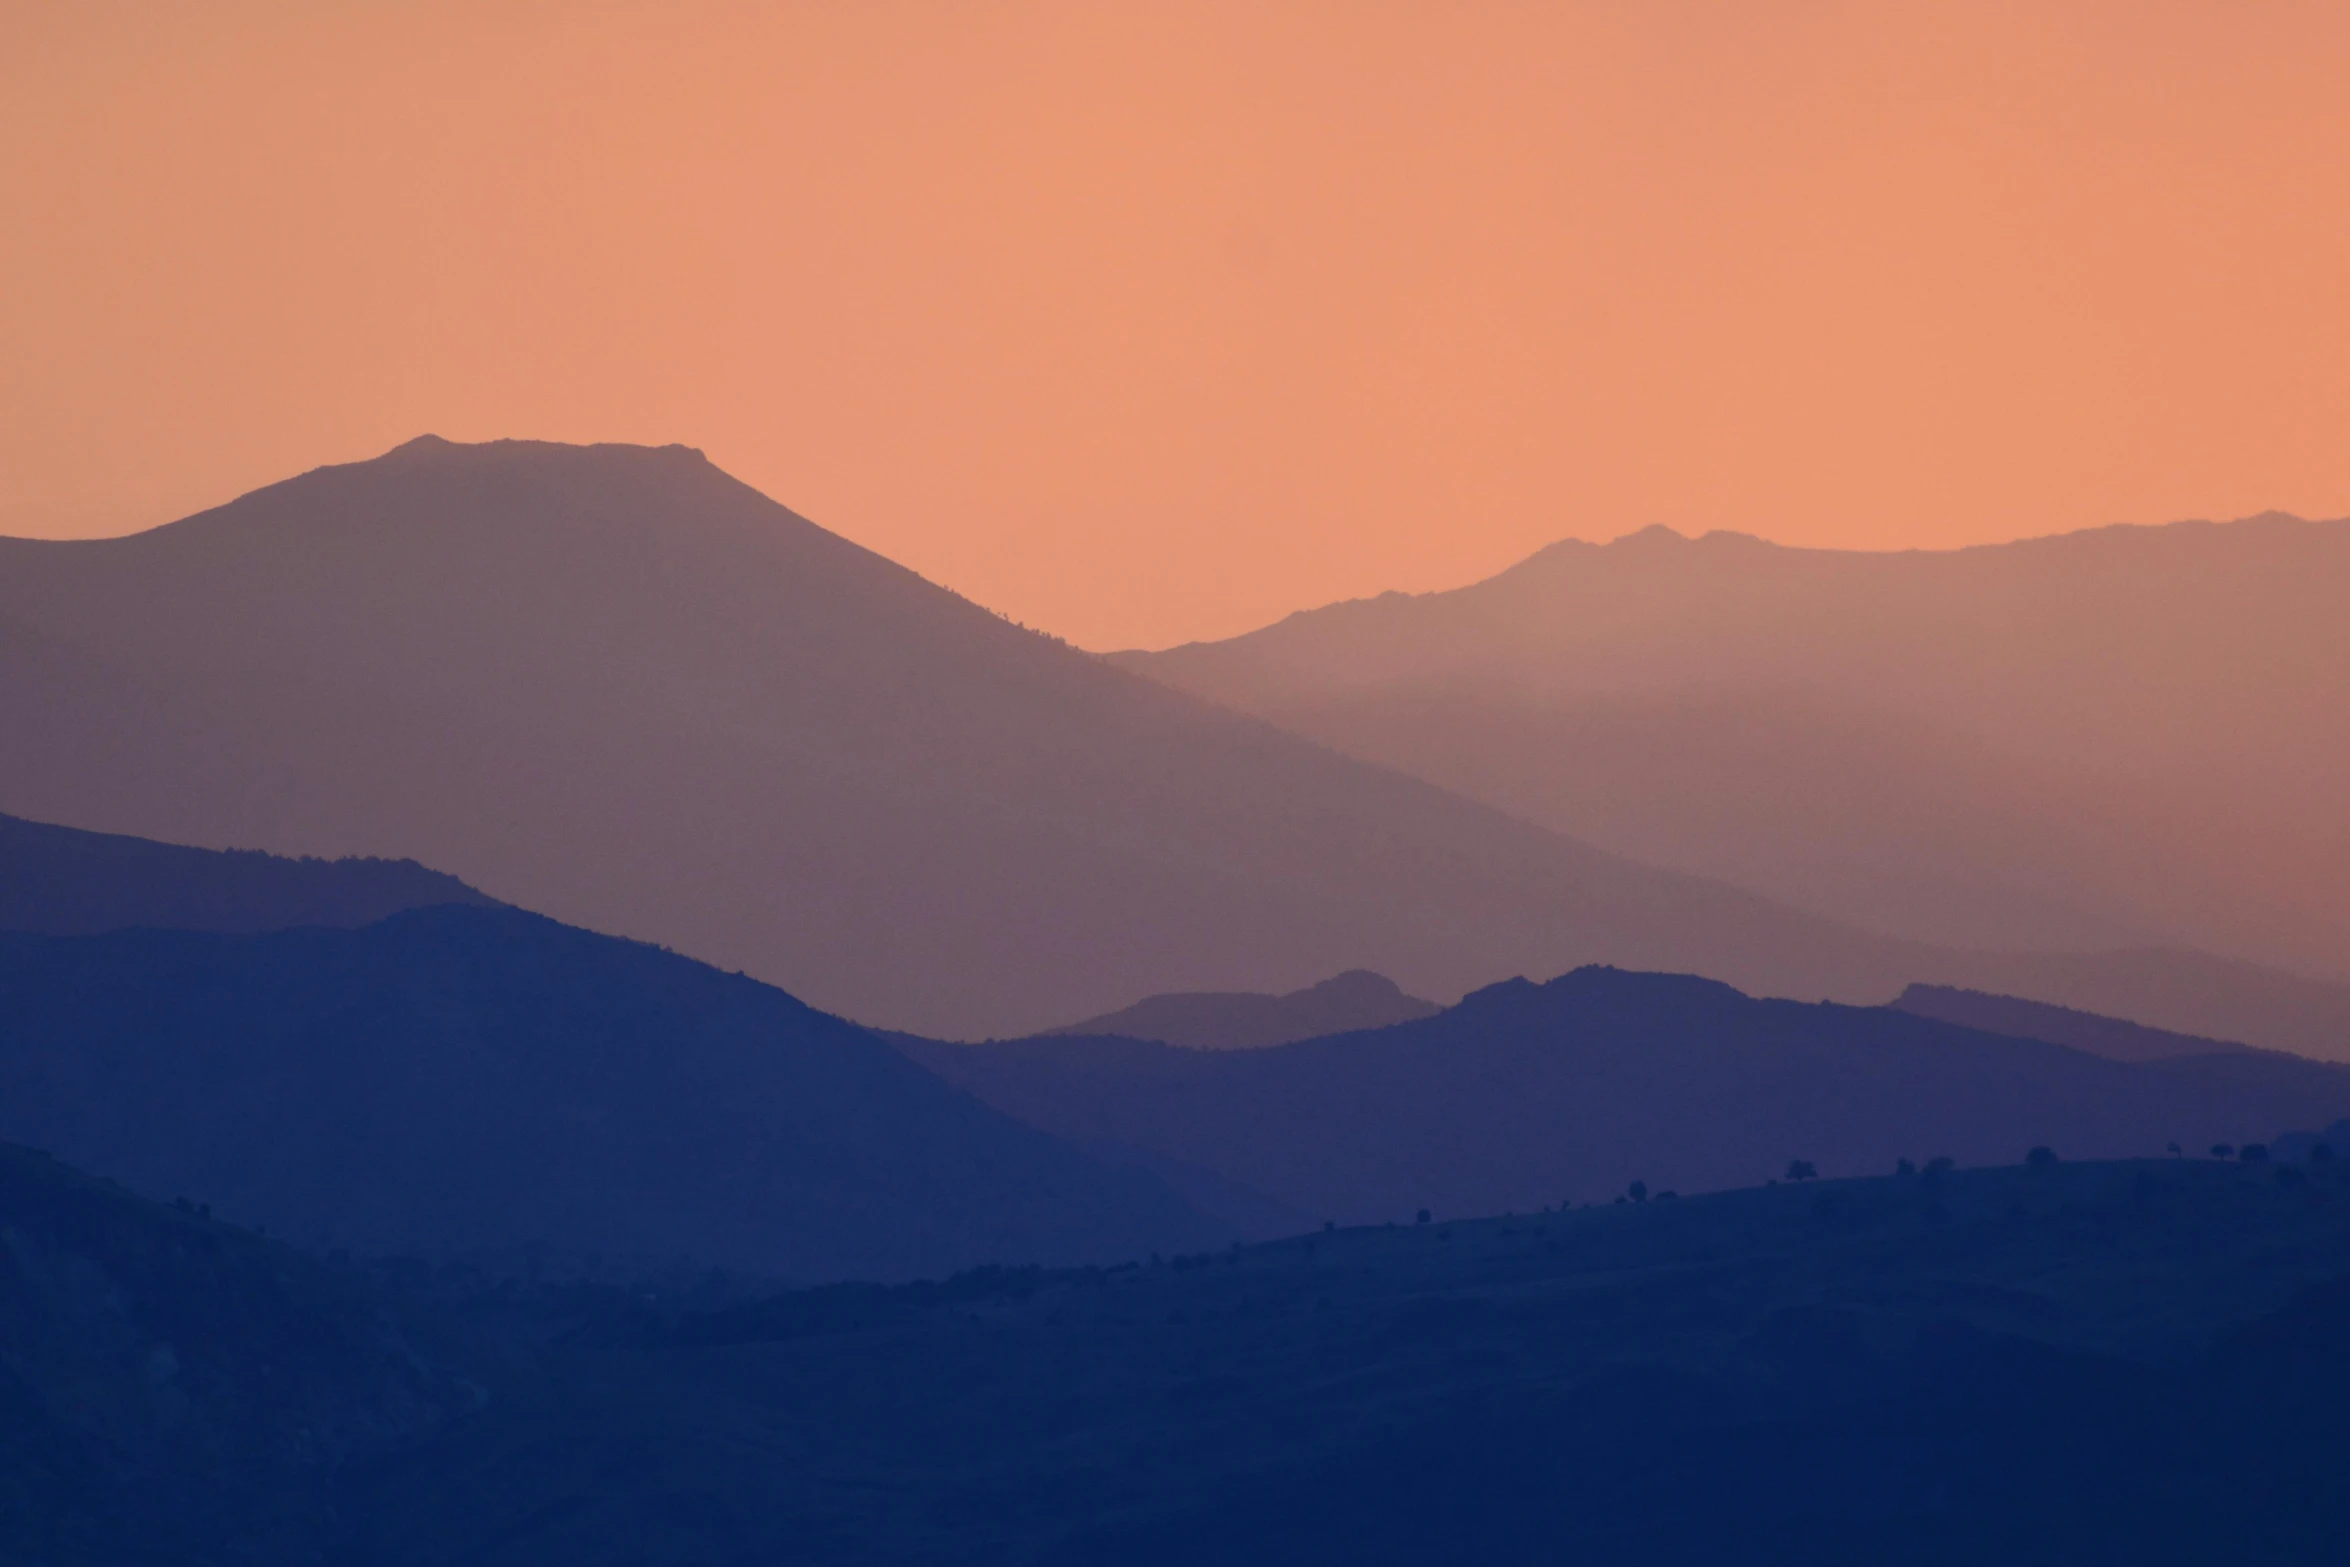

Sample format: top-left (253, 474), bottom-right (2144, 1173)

top-left (905, 967), bottom-right (2350, 1226)
top-left (1118, 516), bottom-right (2350, 980)
top-left (16, 807), bottom-right (2338, 1279)
top-left (0, 900), bottom-right (1221, 1282)
top-left (8, 437), bottom-right (2345, 1052)
top-left (8, 696), bottom-right (2350, 1556)
top-left (0, 436), bottom-right (1919, 1039)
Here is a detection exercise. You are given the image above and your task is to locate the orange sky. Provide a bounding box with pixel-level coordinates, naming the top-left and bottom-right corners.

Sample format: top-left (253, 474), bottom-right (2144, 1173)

top-left (4, 1), bottom-right (2347, 649)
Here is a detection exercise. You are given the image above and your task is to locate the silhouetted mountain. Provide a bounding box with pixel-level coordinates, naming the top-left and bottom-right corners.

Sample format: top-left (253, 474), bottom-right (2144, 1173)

top-left (0, 435), bottom-right (2206, 1041)
top-left (1890, 982), bottom-right (2259, 1062)
top-left (0, 808), bottom-right (498, 935)
top-left (31, 1153), bottom-right (2350, 1564)
top-left (0, 905), bottom-right (1222, 1282)
top-left (0, 1139), bottom-right (474, 1562)
top-left (900, 967), bottom-right (2350, 1223)
top-left (1118, 514), bottom-right (2350, 984)
top-left (1040, 969), bottom-right (1440, 1048)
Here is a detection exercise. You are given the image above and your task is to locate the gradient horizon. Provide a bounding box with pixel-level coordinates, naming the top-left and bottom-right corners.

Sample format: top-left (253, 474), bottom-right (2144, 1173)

top-left (5, 0), bottom-right (2347, 649)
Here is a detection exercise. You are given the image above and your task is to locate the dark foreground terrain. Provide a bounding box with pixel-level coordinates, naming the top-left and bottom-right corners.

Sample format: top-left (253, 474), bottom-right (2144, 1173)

top-left (11, 1142), bottom-right (2350, 1565)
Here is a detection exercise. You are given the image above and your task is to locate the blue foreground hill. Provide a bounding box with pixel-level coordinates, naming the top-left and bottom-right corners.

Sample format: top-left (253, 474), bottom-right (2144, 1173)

top-left (0, 905), bottom-right (1223, 1283)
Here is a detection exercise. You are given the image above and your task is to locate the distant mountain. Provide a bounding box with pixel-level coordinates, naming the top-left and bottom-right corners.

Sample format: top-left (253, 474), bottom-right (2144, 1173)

top-left (0, 808), bottom-right (498, 935)
top-left (1040, 969), bottom-right (1440, 1048)
top-left (1889, 983), bottom-right (2258, 1063)
top-left (0, 435), bottom-right (2222, 1045)
top-left (1117, 515), bottom-right (2350, 983)
top-left (900, 967), bottom-right (2350, 1224)
top-left (0, 905), bottom-right (1222, 1282)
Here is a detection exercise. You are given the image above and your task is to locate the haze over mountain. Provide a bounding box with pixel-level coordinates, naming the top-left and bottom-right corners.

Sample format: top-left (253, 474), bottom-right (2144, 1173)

top-left (902, 968), bottom-right (2350, 1226)
top-left (0, 809), bottom-right (497, 935)
top-left (0, 437), bottom-right (1986, 1039)
top-left (0, 905), bottom-right (1221, 1283)
top-left (1040, 969), bottom-right (1440, 1049)
top-left (1117, 517), bottom-right (2350, 981)
top-left (8, 438), bottom-right (2345, 1051)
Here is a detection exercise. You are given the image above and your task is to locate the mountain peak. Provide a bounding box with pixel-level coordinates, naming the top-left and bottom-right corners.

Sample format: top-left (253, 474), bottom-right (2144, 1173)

top-left (1611, 523), bottom-right (1689, 547)
top-left (370, 434), bottom-right (711, 466)
top-left (1039, 969), bottom-right (1441, 1049)
top-left (1306, 969), bottom-right (1409, 1000)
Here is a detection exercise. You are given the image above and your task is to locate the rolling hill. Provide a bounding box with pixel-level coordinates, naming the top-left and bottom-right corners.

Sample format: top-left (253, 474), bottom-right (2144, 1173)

top-left (901, 967), bottom-right (2350, 1225)
top-left (21, 1146), bottom-right (2350, 1564)
top-left (0, 904), bottom-right (1222, 1283)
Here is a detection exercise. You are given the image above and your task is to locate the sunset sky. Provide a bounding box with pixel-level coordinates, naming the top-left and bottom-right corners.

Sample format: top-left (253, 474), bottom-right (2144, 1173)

top-left (5, 0), bottom-right (2346, 649)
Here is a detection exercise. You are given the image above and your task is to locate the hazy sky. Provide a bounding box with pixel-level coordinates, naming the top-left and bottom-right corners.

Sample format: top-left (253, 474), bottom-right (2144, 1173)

top-left (5, 1), bottom-right (2346, 649)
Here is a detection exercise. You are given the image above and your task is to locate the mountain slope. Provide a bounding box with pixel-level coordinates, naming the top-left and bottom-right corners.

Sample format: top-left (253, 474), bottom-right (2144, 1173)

top-left (1039, 969), bottom-right (1440, 1048)
top-left (0, 808), bottom-right (497, 935)
top-left (1889, 984), bottom-right (2258, 1063)
top-left (0, 435), bottom-right (1989, 1039)
top-left (900, 967), bottom-right (2350, 1223)
top-left (0, 905), bottom-right (1221, 1282)
top-left (1916, 945), bottom-right (2350, 1064)
top-left (0, 1139), bottom-right (474, 1563)
top-left (1117, 516), bottom-right (2350, 980)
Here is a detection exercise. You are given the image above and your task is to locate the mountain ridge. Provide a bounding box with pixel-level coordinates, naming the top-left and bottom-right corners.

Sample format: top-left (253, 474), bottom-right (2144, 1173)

top-left (0, 436), bottom-right (2005, 1039)
top-left (0, 903), bottom-right (1224, 1282)
top-left (10, 437), bottom-right (2343, 1052)
top-left (1889, 982), bottom-right (2261, 1063)
top-left (901, 964), bottom-right (2350, 1223)
top-left (1039, 969), bottom-right (1441, 1049)
top-left (0, 809), bottom-right (500, 935)
top-left (1115, 510), bottom-right (2350, 980)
